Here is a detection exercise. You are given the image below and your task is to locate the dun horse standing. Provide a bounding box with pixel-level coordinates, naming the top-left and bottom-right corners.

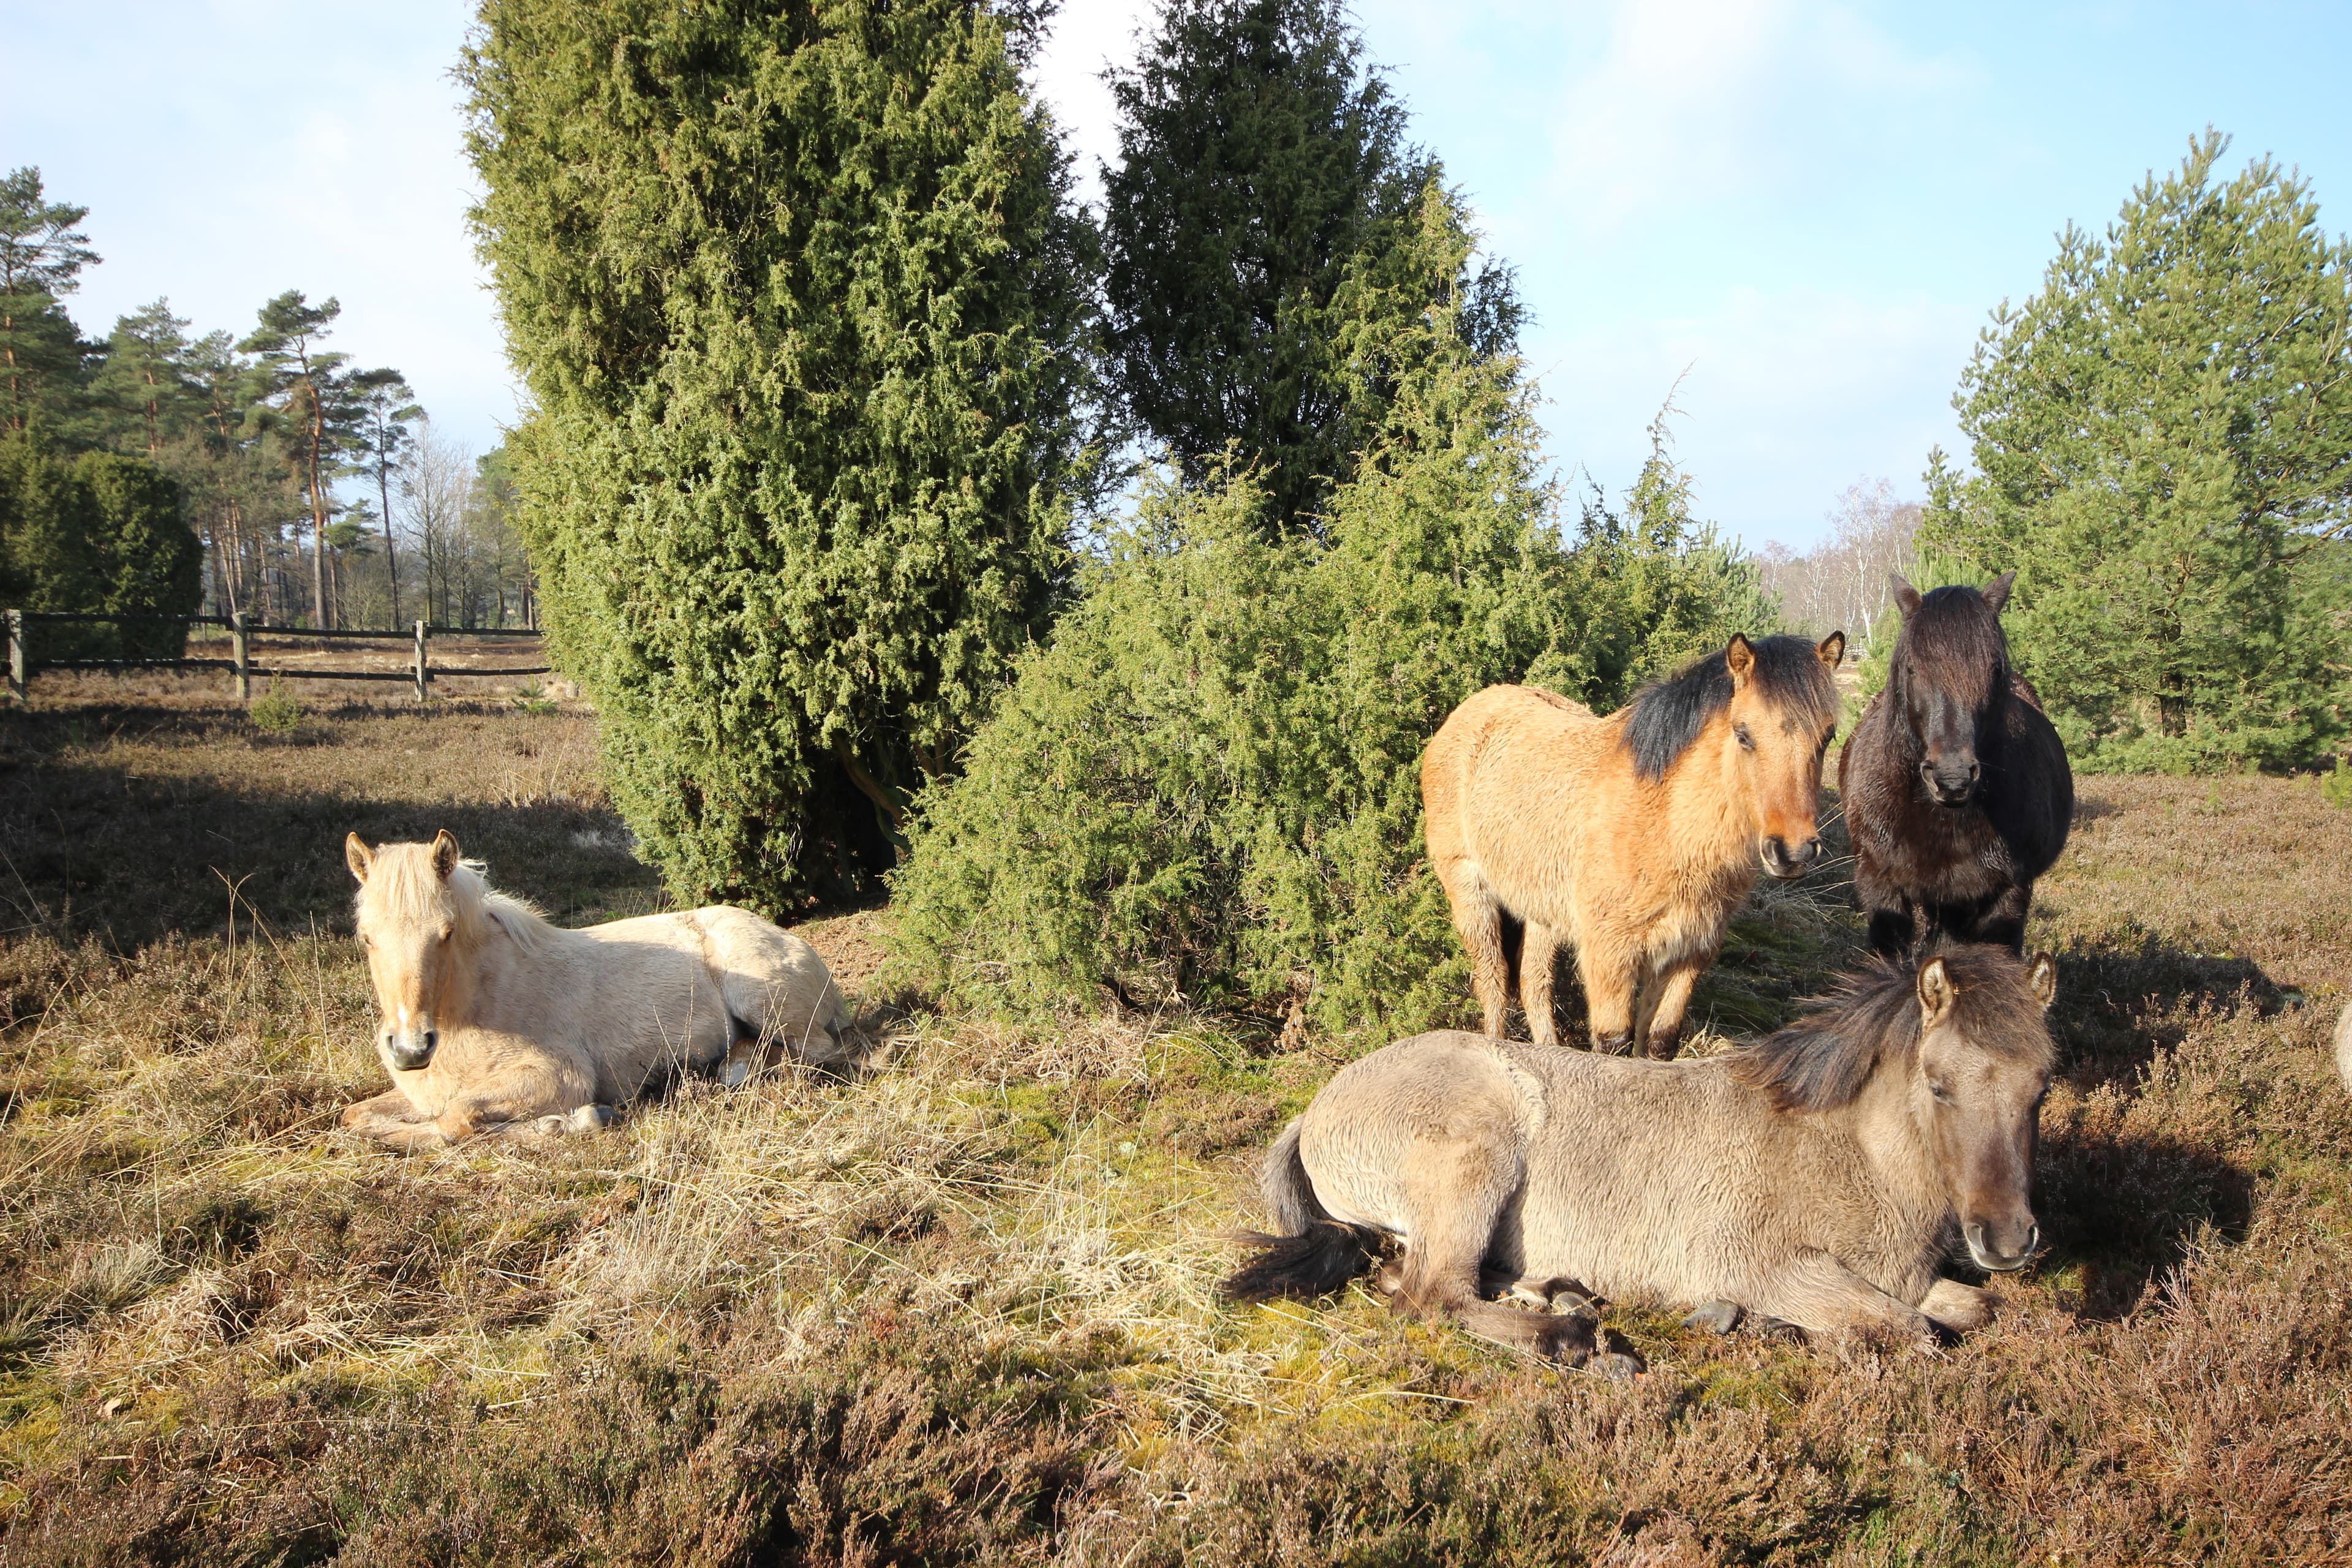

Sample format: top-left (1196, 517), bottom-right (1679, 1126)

top-left (1840, 574), bottom-right (2071, 957)
top-left (1226, 944), bottom-right (2057, 1363)
top-left (340, 831), bottom-right (856, 1150)
top-left (1423, 632), bottom-right (1844, 1056)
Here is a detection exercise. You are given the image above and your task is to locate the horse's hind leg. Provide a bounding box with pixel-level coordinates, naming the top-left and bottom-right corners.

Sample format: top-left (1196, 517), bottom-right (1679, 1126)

top-left (1446, 873), bottom-right (1515, 1039)
top-left (1385, 1140), bottom-right (1605, 1364)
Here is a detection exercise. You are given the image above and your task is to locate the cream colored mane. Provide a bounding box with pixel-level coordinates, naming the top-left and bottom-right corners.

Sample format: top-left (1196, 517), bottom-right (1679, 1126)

top-left (357, 846), bottom-right (557, 956)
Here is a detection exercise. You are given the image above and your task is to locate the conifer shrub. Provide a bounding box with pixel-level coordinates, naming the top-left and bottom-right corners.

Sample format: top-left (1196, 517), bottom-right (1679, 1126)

top-left (0, 434), bottom-right (197, 662)
top-left (891, 195), bottom-right (1775, 1039)
top-left (463, 0), bottom-right (1096, 907)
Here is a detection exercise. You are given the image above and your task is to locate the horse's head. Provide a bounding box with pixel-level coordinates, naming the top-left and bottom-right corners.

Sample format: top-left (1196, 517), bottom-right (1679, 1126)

top-left (1888, 572), bottom-right (2015, 807)
top-left (1912, 946), bottom-right (2056, 1272)
top-left (1722, 631), bottom-right (1845, 880)
top-left (346, 829), bottom-right (470, 1074)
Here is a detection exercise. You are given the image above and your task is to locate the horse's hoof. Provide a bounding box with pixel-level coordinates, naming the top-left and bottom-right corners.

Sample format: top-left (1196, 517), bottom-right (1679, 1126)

top-left (720, 1060), bottom-right (753, 1088)
top-left (1751, 1314), bottom-right (1807, 1344)
top-left (1593, 1349), bottom-right (1646, 1381)
top-left (1532, 1314), bottom-right (1600, 1362)
top-left (1685, 1300), bottom-right (1743, 1335)
top-left (565, 1104), bottom-right (617, 1134)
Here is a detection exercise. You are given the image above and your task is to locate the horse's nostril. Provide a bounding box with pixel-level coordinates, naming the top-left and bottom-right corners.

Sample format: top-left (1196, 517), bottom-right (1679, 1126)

top-left (422, 1030), bottom-right (439, 1051)
top-left (1798, 837), bottom-right (1822, 865)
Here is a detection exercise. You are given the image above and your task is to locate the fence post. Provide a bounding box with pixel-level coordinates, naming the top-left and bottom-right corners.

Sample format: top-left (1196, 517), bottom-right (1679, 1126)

top-left (5, 609), bottom-right (22, 703)
top-left (230, 612), bottom-right (251, 703)
top-left (413, 620), bottom-right (430, 703)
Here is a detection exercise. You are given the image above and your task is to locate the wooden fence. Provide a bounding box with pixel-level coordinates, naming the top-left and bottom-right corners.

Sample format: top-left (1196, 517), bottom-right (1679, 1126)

top-left (3, 610), bottom-right (552, 703)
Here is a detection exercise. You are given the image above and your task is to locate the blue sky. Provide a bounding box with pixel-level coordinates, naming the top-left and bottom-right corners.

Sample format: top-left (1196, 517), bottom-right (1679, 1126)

top-left (8, 1), bottom-right (2349, 549)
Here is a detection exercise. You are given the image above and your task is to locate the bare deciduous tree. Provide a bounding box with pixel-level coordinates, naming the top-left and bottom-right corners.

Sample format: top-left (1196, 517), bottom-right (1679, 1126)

top-left (1757, 478), bottom-right (1921, 644)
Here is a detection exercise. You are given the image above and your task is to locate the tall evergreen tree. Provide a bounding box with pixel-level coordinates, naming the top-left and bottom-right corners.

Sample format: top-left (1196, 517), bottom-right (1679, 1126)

top-left (464, 0), bottom-right (1098, 907)
top-left (89, 300), bottom-right (202, 458)
top-left (1923, 132), bottom-right (2352, 770)
top-left (350, 369), bottom-right (423, 625)
top-left (239, 292), bottom-right (357, 627)
top-left (0, 167), bottom-right (99, 436)
top-left (1101, 0), bottom-right (1518, 531)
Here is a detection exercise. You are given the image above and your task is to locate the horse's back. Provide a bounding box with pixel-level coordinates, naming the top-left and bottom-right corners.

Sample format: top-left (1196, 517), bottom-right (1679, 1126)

top-left (1423, 685), bottom-right (1605, 867)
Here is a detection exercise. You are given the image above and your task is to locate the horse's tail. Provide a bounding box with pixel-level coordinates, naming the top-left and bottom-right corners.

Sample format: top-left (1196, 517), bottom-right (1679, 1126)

top-left (1221, 1120), bottom-right (1384, 1303)
top-left (1260, 1117), bottom-right (1322, 1232)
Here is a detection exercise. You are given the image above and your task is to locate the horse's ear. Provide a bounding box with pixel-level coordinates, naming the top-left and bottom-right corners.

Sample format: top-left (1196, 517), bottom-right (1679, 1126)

top-left (1917, 956), bottom-right (1956, 1027)
top-left (1890, 573), bottom-right (1922, 616)
top-left (345, 832), bottom-right (373, 886)
top-left (2028, 951), bottom-right (2057, 1010)
top-left (1983, 570), bottom-right (2017, 615)
top-left (431, 830), bottom-right (460, 880)
top-left (1815, 630), bottom-right (1846, 669)
top-left (1724, 633), bottom-right (1756, 686)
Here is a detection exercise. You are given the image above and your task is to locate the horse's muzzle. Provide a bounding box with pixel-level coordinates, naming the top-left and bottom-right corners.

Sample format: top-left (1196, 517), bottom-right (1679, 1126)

top-left (1760, 835), bottom-right (1823, 880)
top-left (1921, 759), bottom-right (1981, 806)
top-left (385, 1028), bottom-right (438, 1072)
top-left (1964, 1218), bottom-right (2039, 1273)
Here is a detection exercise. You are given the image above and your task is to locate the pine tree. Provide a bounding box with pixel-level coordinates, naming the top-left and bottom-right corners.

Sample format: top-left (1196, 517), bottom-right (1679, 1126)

top-left (1923, 132), bottom-right (2352, 771)
top-left (0, 167), bottom-right (100, 437)
top-left (89, 300), bottom-right (202, 458)
top-left (240, 291), bottom-right (359, 627)
top-left (349, 369), bottom-right (422, 626)
top-left (1101, 0), bottom-right (1518, 532)
top-left (463, 0), bottom-right (1098, 907)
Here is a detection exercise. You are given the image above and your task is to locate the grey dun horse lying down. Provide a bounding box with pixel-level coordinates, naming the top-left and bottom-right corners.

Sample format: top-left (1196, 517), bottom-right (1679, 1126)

top-left (1226, 945), bottom-right (2057, 1368)
top-left (341, 831), bottom-right (855, 1150)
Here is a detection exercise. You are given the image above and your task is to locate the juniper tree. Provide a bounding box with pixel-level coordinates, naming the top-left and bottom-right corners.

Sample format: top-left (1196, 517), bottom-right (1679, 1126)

top-left (463, 0), bottom-right (1098, 906)
top-left (1923, 132), bottom-right (2352, 770)
top-left (1101, 0), bottom-right (1518, 532)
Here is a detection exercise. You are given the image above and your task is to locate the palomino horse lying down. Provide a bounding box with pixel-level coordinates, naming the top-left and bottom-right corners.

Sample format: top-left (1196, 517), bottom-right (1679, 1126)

top-left (1226, 944), bottom-right (2056, 1366)
top-left (341, 831), bottom-right (854, 1150)
top-left (1423, 631), bottom-right (1845, 1057)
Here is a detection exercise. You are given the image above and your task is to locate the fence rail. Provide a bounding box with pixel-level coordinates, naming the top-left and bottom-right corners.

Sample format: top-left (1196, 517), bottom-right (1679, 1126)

top-left (4, 609), bottom-right (552, 703)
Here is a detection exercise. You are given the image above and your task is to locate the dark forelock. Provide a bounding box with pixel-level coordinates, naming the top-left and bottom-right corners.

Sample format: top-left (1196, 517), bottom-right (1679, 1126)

top-left (1623, 636), bottom-right (1836, 782)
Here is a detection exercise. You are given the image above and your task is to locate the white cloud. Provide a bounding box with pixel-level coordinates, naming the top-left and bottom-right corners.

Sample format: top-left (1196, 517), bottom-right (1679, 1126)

top-left (1029, 0), bottom-right (1158, 202)
top-left (1541, 0), bottom-right (1977, 233)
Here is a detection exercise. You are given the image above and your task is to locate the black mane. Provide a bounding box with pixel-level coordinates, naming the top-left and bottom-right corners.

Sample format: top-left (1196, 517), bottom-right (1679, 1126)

top-left (1622, 636), bottom-right (1835, 782)
top-left (1725, 944), bottom-right (2048, 1112)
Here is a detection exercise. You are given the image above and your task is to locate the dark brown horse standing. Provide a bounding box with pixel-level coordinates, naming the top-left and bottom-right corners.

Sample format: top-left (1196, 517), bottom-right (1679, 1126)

top-left (1839, 574), bottom-right (2071, 957)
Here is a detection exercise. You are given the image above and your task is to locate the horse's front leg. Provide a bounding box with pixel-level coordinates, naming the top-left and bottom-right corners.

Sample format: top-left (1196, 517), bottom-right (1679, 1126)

top-left (1969, 882), bottom-right (2032, 955)
top-left (1919, 1278), bottom-right (1996, 1334)
top-left (1636, 948), bottom-right (1716, 1060)
top-left (1575, 932), bottom-right (1642, 1054)
top-left (432, 1063), bottom-right (592, 1144)
top-left (1519, 921), bottom-right (1563, 1047)
top-left (1751, 1250), bottom-right (1940, 1349)
top-left (342, 1089), bottom-right (453, 1152)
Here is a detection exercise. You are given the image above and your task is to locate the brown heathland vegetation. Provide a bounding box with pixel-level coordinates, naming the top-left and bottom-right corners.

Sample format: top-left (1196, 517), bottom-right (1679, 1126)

top-left (1, 692), bottom-right (2348, 1564)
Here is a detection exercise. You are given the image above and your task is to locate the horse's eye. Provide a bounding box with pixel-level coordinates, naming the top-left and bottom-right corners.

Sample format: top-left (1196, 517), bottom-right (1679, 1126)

top-left (437, 929), bottom-right (453, 945)
top-left (1929, 1080), bottom-right (1954, 1103)
top-left (1735, 725), bottom-right (1755, 751)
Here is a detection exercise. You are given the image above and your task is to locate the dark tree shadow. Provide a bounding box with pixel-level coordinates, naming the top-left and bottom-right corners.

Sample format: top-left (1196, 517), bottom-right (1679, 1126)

top-left (0, 704), bottom-right (662, 949)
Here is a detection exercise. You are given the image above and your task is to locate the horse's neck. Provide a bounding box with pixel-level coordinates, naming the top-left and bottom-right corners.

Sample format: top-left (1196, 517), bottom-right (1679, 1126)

top-left (1837, 1068), bottom-right (1948, 1232)
top-left (445, 910), bottom-right (527, 1031)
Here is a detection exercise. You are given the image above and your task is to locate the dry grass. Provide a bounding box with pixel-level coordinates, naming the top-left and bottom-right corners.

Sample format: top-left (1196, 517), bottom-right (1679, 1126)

top-left (2, 695), bottom-right (2351, 1564)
